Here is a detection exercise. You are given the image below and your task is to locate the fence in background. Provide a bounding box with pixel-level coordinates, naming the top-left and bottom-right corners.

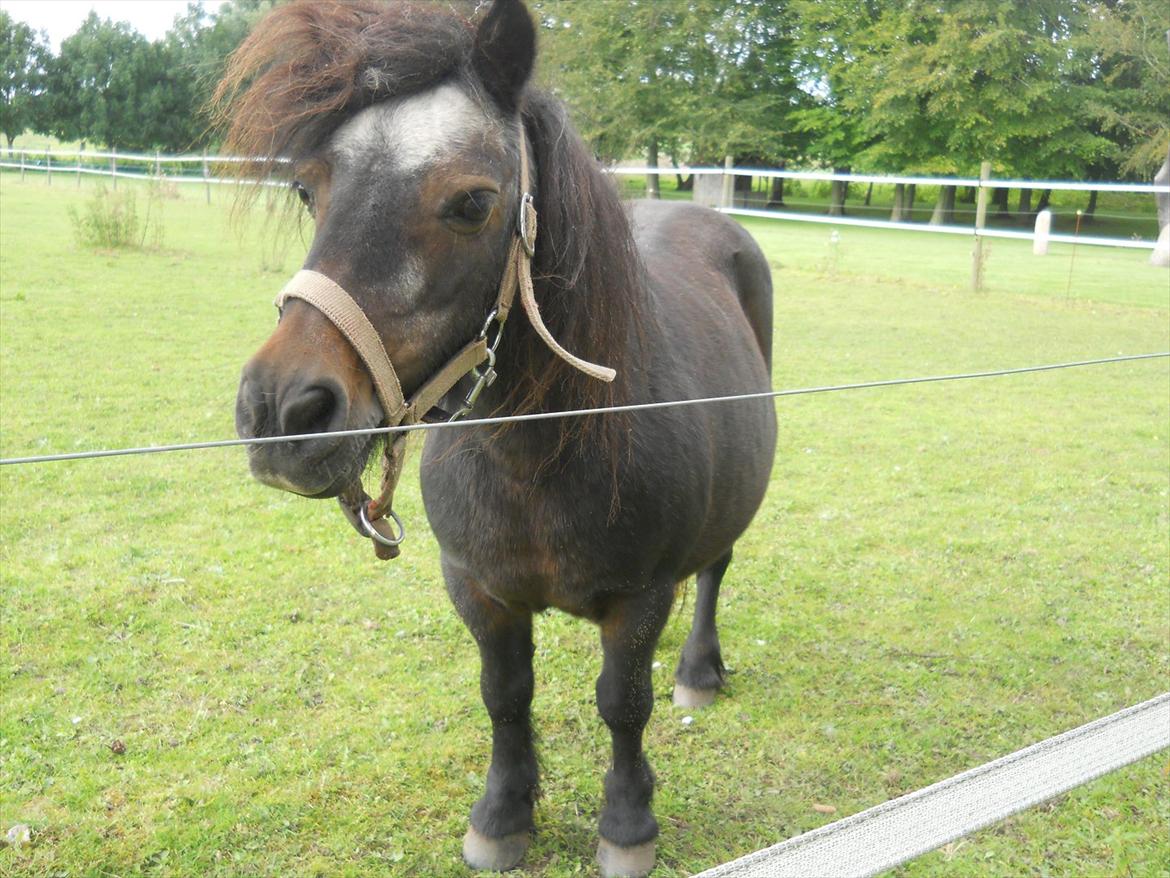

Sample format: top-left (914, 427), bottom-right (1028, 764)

top-left (0, 148), bottom-right (272, 203)
top-left (608, 164), bottom-right (1168, 255)
top-left (3, 148), bottom-right (1168, 266)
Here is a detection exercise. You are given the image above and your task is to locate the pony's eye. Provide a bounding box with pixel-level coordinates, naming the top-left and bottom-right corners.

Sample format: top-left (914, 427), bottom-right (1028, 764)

top-left (444, 190), bottom-right (497, 232)
top-left (291, 180), bottom-right (313, 211)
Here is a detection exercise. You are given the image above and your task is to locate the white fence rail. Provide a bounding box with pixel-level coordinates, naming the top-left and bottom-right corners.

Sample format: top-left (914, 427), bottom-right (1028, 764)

top-left (3, 148), bottom-right (1166, 252)
top-left (723, 207), bottom-right (1158, 251)
top-left (696, 693), bottom-right (1170, 878)
top-left (614, 165), bottom-right (1170, 194)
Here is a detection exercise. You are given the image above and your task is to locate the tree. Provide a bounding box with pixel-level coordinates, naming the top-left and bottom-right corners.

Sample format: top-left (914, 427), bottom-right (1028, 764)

top-left (1080, 0), bottom-right (1170, 176)
top-left (47, 13), bottom-right (152, 150)
top-left (786, 0), bottom-right (887, 215)
top-left (534, 0), bottom-right (808, 189)
top-left (40, 3), bottom-right (261, 153)
top-left (0, 11), bottom-right (49, 154)
top-left (160, 0), bottom-right (270, 150)
top-left (817, 1), bottom-right (1118, 224)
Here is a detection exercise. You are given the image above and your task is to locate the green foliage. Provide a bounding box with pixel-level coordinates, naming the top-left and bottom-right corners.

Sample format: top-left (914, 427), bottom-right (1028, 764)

top-left (1081, 0), bottom-right (1170, 175)
top-left (46, 13), bottom-right (151, 150)
top-left (158, 0), bottom-right (275, 151)
top-left (791, 1), bottom-right (1117, 178)
top-left (33, 2), bottom-right (261, 152)
top-left (535, 0), bottom-right (808, 165)
top-left (0, 173), bottom-right (1167, 878)
top-left (786, 0), bottom-right (881, 170)
top-left (66, 183), bottom-right (164, 250)
top-left (0, 10), bottom-right (49, 152)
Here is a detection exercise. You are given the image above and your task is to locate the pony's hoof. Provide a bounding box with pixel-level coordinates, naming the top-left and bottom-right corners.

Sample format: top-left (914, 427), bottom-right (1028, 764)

top-left (597, 838), bottom-right (656, 878)
top-left (462, 826), bottom-right (529, 872)
top-left (672, 682), bottom-right (716, 708)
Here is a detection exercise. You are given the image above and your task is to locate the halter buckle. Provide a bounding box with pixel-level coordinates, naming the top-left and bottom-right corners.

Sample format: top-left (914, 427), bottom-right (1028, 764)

top-left (518, 193), bottom-right (536, 258)
top-left (448, 349), bottom-right (498, 422)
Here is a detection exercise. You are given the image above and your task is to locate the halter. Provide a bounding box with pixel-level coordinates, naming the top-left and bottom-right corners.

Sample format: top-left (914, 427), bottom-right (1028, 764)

top-left (272, 124), bottom-right (615, 560)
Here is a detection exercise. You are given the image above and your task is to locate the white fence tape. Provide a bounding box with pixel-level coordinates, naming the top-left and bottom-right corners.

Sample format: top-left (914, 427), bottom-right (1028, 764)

top-left (3, 150), bottom-right (1164, 249)
top-left (723, 207), bottom-right (1160, 250)
top-left (612, 166), bottom-right (1170, 194)
top-left (5, 149), bottom-right (1166, 192)
top-left (694, 692), bottom-right (1170, 878)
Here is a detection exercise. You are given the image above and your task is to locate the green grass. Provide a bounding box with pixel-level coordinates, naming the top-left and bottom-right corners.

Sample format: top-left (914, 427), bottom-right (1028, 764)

top-left (1, 172), bottom-right (1168, 877)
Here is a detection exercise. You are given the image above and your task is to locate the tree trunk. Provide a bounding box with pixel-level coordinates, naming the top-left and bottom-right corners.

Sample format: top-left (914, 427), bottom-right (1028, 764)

top-left (645, 137), bottom-right (660, 199)
top-left (960, 186), bottom-right (977, 203)
top-left (4, 134), bottom-right (13, 158)
top-left (1084, 189), bottom-right (1098, 220)
top-left (890, 183), bottom-right (905, 222)
top-left (1017, 188), bottom-right (1033, 221)
top-left (767, 172), bottom-right (785, 208)
top-left (828, 167), bottom-right (850, 216)
top-left (1035, 189), bottom-right (1052, 213)
top-left (906, 183), bottom-right (916, 215)
top-left (929, 185), bottom-right (956, 225)
top-left (992, 186), bottom-right (1010, 220)
top-left (864, 181), bottom-right (874, 206)
top-left (675, 173), bottom-right (693, 192)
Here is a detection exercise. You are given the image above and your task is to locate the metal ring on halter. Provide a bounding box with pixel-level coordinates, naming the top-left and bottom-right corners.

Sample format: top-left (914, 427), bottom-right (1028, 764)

top-left (358, 504), bottom-right (406, 547)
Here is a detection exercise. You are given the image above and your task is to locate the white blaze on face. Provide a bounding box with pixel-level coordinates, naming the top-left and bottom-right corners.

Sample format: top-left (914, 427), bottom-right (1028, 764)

top-left (332, 82), bottom-right (493, 174)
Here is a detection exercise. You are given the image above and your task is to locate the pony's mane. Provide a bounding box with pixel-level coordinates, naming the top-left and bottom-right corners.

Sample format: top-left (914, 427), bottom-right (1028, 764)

top-left (507, 91), bottom-right (644, 455)
top-left (214, 0), bottom-right (644, 458)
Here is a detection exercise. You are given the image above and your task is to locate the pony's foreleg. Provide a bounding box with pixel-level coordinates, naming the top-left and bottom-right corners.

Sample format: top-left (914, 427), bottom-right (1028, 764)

top-left (445, 569), bottom-right (537, 872)
top-left (595, 586), bottom-right (673, 878)
top-left (673, 548), bottom-right (733, 707)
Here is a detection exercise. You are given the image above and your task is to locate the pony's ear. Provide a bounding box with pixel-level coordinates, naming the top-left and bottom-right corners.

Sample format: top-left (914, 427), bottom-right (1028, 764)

top-left (472, 0), bottom-right (535, 115)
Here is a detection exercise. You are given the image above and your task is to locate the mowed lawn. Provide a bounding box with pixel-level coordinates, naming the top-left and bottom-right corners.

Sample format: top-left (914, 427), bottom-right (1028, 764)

top-left (1, 174), bottom-right (1167, 878)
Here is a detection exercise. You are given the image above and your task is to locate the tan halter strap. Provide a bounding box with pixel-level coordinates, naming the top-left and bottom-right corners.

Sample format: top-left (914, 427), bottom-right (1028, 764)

top-left (274, 270), bottom-right (406, 425)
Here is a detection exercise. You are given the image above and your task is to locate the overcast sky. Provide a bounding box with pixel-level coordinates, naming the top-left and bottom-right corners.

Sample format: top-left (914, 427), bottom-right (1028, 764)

top-left (1, 1), bottom-right (216, 50)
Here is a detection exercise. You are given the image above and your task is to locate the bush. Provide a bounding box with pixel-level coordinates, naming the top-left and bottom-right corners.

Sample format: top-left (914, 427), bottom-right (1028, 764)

top-left (67, 185), bottom-right (164, 249)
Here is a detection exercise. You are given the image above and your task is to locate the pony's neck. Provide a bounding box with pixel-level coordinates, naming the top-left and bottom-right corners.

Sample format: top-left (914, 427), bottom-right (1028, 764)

top-left (460, 94), bottom-right (643, 457)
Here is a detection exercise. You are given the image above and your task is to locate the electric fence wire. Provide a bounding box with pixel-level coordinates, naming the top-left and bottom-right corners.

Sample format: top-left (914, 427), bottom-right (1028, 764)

top-left (2, 352), bottom-right (1166, 467)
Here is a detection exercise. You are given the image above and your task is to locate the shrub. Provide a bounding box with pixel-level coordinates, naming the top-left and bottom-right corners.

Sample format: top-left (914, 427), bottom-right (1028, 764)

top-left (67, 185), bottom-right (164, 250)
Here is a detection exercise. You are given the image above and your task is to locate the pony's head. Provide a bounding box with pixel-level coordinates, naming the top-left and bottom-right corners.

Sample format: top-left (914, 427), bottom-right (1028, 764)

top-left (222, 0), bottom-right (642, 501)
top-left (223, 0), bottom-right (537, 496)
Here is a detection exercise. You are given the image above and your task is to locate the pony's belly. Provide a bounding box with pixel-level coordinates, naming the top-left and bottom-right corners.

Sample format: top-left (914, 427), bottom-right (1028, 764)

top-left (421, 450), bottom-right (668, 614)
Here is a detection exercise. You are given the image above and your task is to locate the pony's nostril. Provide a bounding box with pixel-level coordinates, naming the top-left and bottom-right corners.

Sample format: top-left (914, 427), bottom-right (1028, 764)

top-left (236, 376), bottom-right (270, 439)
top-left (280, 384), bottom-right (342, 436)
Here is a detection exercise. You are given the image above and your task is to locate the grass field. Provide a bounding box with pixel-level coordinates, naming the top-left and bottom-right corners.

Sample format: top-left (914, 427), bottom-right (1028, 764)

top-left (1, 173), bottom-right (1168, 878)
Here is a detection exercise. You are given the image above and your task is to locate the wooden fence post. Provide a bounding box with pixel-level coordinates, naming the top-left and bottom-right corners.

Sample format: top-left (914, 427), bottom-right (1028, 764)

top-left (721, 155), bottom-right (734, 208)
top-left (971, 161), bottom-right (991, 292)
top-left (203, 149), bottom-right (211, 205)
top-left (155, 149), bottom-right (161, 180)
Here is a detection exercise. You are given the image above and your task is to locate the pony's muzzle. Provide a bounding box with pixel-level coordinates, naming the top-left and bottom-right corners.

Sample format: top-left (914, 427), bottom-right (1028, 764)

top-left (235, 357), bottom-right (366, 497)
top-left (236, 370), bottom-right (347, 439)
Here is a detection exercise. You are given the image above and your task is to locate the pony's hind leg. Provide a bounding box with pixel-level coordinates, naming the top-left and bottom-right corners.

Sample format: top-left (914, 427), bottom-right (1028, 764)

top-left (673, 549), bottom-right (733, 708)
top-left (595, 586), bottom-right (674, 878)
top-left (445, 567), bottom-right (537, 872)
